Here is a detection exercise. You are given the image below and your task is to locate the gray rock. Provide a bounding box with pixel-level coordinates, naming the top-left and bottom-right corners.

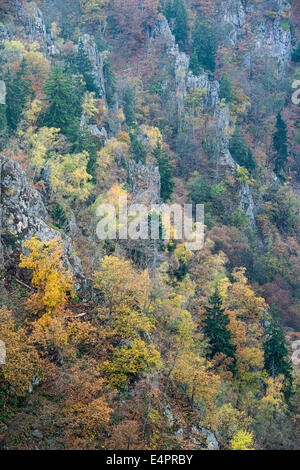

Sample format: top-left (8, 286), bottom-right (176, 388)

top-left (127, 161), bottom-right (161, 205)
top-left (0, 156), bottom-right (84, 282)
top-left (88, 125), bottom-right (108, 141)
top-left (78, 34), bottom-right (106, 101)
top-left (239, 181), bottom-right (256, 227)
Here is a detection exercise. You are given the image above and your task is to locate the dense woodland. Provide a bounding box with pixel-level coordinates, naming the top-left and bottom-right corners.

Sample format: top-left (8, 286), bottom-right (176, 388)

top-left (0, 0), bottom-right (300, 450)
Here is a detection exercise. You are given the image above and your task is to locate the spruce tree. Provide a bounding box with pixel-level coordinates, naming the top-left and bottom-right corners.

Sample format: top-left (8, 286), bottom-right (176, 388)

top-left (172, 0), bottom-right (188, 48)
top-left (219, 74), bottom-right (233, 102)
top-left (152, 141), bottom-right (174, 201)
top-left (103, 55), bottom-right (116, 106)
top-left (164, 0), bottom-right (188, 49)
top-left (0, 103), bottom-right (7, 151)
top-left (130, 132), bottom-right (147, 164)
top-left (263, 319), bottom-right (293, 401)
top-left (246, 148), bottom-right (256, 172)
top-left (229, 127), bottom-right (256, 171)
top-left (191, 18), bottom-right (217, 74)
top-left (43, 66), bottom-right (82, 137)
top-left (75, 41), bottom-right (99, 95)
top-left (6, 59), bottom-right (31, 131)
top-left (0, 104), bottom-right (7, 132)
top-left (292, 43), bottom-right (300, 63)
top-left (273, 113), bottom-right (288, 177)
top-left (123, 87), bottom-right (136, 128)
top-left (203, 288), bottom-right (237, 375)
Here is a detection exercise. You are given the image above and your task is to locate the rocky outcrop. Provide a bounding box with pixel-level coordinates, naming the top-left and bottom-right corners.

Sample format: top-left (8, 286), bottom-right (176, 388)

top-left (220, 0), bottom-right (246, 46)
top-left (219, 0), bottom-right (292, 63)
top-left (15, 0), bottom-right (48, 44)
top-left (239, 181), bottom-right (256, 227)
top-left (127, 161), bottom-right (161, 205)
top-left (152, 17), bottom-right (220, 118)
top-left (252, 0), bottom-right (292, 62)
top-left (78, 34), bottom-right (106, 101)
top-left (151, 12), bottom-right (291, 227)
top-left (0, 156), bottom-right (84, 284)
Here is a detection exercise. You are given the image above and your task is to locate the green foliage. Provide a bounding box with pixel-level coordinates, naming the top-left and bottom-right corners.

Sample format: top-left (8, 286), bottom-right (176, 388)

top-left (229, 127), bottom-right (256, 171)
top-left (203, 288), bottom-right (237, 375)
top-left (231, 208), bottom-right (249, 229)
top-left (263, 318), bottom-right (293, 401)
top-left (164, 0), bottom-right (188, 49)
top-left (103, 54), bottom-right (116, 106)
top-left (152, 141), bottom-right (174, 201)
top-left (191, 18), bottom-right (217, 74)
top-left (219, 74), bottom-right (233, 102)
top-left (0, 103), bottom-right (7, 131)
top-left (187, 172), bottom-right (226, 204)
top-left (43, 66), bottom-right (83, 139)
top-left (75, 40), bottom-right (99, 95)
top-left (129, 132), bottom-right (147, 164)
top-left (272, 113), bottom-right (288, 177)
top-left (0, 102), bottom-right (7, 150)
top-left (5, 59), bottom-right (32, 130)
top-left (49, 202), bottom-right (68, 230)
top-left (72, 126), bottom-right (101, 178)
top-left (187, 172), bottom-right (210, 204)
top-left (292, 43), bottom-right (300, 63)
top-left (258, 184), bottom-right (300, 238)
top-left (123, 86), bottom-right (136, 128)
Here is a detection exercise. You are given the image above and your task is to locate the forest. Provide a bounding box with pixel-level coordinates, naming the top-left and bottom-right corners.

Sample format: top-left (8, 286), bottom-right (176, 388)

top-left (0, 0), bottom-right (299, 451)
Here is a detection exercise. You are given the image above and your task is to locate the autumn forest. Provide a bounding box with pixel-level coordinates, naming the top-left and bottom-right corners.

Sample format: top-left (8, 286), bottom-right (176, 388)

top-left (0, 0), bottom-right (300, 451)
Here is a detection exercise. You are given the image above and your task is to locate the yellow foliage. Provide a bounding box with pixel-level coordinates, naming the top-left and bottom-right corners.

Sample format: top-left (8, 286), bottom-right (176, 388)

top-left (82, 91), bottom-right (99, 120)
top-left (231, 430), bottom-right (254, 450)
top-left (117, 108), bottom-right (126, 123)
top-left (140, 125), bottom-right (163, 148)
top-left (117, 130), bottom-right (130, 144)
top-left (3, 40), bottom-right (25, 63)
top-left (226, 267), bottom-right (267, 322)
top-left (94, 255), bottom-right (151, 313)
top-left (24, 99), bottom-right (43, 125)
top-left (0, 307), bottom-right (41, 397)
top-left (19, 237), bottom-right (74, 315)
top-left (49, 152), bottom-right (93, 202)
top-left (259, 376), bottom-right (287, 414)
top-left (99, 137), bottom-right (129, 162)
top-left (100, 338), bottom-right (161, 388)
top-left (170, 352), bottom-right (221, 420)
top-left (21, 126), bottom-right (62, 171)
top-left (80, 0), bottom-right (109, 24)
top-left (217, 404), bottom-right (253, 447)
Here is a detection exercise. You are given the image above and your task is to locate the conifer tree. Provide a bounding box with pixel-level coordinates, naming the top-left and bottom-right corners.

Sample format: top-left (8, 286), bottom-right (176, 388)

top-left (263, 318), bottom-right (293, 401)
top-left (229, 127), bottom-right (256, 171)
top-left (152, 141), bottom-right (174, 201)
top-left (219, 74), bottom-right (233, 102)
top-left (130, 132), bottom-right (147, 164)
top-left (0, 104), bottom-right (7, 132)
top-left (123, 87), bottom-right (136, 128)
top-left (203, 288), bottom-right (237, 375)
top-left (75, 41), bottom-right (99, 94)
top-left (6, 59), bottom-right (31, 130)
top-left (273, 113), bottom-right (288, 177)
top-left (167, 0), bottom-right (188, 49)
top-left (246, 148), bottom-right (256, 172)
top-left (0, 103), bottom-right (7, 151)
top-left (43, 66), bottom-right (82, 137)
top-left (292, 43), bottom-right (300, 63)
top-left (103, 55), bottom-right (116, 106)
top-left (191, 18), bottom-right (217, 74)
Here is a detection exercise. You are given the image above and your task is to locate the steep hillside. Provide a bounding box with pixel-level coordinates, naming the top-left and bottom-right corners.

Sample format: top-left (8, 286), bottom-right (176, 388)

top-left (0, 0), bottom-right (299, 450)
